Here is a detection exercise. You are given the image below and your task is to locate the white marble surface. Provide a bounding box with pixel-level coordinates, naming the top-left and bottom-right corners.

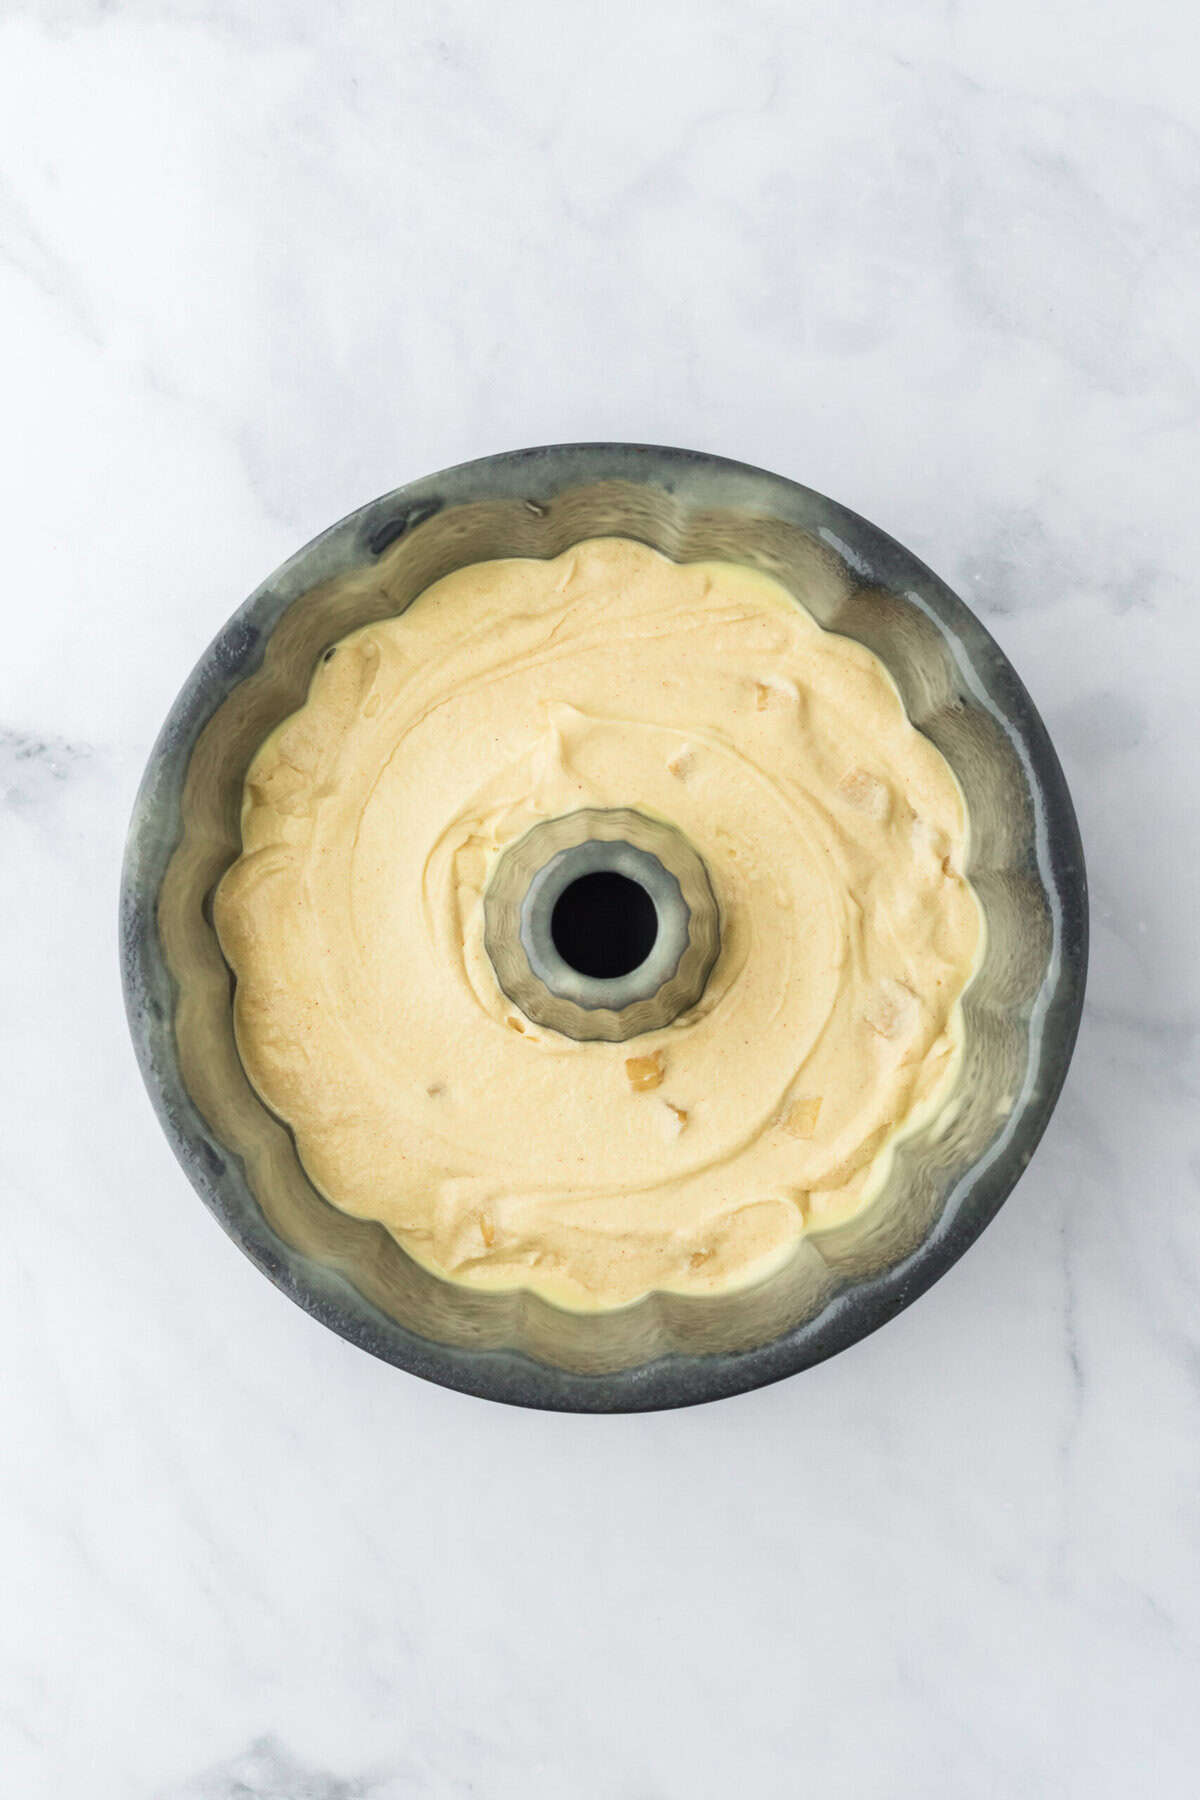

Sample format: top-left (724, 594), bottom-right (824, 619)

top-left (2, 1), bottom-right (1198, 1793)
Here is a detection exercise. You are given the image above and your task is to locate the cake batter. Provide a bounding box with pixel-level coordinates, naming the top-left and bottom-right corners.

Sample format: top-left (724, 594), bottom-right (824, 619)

top-left (214, 539), bottom-right (982, 1310)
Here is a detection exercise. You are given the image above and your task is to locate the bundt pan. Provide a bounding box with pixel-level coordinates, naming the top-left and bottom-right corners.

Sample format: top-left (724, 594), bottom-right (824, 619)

top-left (120, 444), bottom-right (1087, 1411)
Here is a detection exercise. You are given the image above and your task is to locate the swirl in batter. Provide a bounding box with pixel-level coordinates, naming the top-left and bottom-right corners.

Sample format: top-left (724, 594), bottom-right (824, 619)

top-left (214, 539), bottom-right (982, 1310)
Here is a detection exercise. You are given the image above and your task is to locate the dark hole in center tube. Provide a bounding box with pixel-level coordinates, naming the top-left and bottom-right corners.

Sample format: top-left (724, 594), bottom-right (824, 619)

top-left (551, 872), bottom-right (658, 980)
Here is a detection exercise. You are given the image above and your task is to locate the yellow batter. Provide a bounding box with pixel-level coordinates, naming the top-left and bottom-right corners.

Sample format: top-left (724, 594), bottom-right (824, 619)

top-left (214, 539), bottom-right (982, 1311)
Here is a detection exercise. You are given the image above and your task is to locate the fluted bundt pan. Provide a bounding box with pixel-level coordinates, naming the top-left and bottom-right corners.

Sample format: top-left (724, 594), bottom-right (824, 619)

top-left (121, 445), bottom-right (1087, 1410)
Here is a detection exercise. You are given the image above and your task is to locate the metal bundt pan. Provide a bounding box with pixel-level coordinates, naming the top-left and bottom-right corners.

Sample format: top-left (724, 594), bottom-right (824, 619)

top-left (120, 444), bottom-right (1087, 1411)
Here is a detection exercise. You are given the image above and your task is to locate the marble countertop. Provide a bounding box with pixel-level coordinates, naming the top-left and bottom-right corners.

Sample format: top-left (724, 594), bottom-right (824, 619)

top-left (3, 2), bottom-right (1197, 1795)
